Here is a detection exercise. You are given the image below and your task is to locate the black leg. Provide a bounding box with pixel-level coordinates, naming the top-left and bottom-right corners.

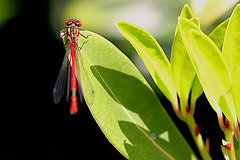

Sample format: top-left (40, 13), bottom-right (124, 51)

top-left (79, 32), bottom-right (91, 39)
top-left (60, 31), bottom-right (67, 38)
top-left (61, 27), bottom-right (69, 30)
top-left (78, 28), bottom-right (92, 39)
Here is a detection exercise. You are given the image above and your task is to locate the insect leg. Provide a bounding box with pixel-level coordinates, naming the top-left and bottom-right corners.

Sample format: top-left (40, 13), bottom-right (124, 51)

top-left (79, 32), bottom-right (91, 39)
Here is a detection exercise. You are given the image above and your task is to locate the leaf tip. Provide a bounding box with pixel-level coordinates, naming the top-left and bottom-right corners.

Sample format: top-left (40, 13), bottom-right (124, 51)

top-left (183, 4), bottom-right (190, 8)
top-left (182, 4), bottom-right (191, 13)
top-left (115, 21), bottom-right (122, 28)
top-left (115, 21), bottom-right (132, 32)
top-left (236, 3), bottom-right (240, 9)
top-left (115, 21), bottom-right (122, 26)
top-left (181, 4), bottom-right (193, 19)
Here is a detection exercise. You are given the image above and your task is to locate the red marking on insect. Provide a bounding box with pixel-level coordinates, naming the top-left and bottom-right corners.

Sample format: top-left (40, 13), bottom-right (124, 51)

top-left (53, 19), bottom-right (91, 115)
top-left (195, 124), bottom-right (199, 136)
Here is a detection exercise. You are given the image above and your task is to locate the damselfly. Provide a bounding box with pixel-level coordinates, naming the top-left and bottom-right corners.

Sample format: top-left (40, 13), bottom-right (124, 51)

top-left (53, 19), bottom-right (92, 115)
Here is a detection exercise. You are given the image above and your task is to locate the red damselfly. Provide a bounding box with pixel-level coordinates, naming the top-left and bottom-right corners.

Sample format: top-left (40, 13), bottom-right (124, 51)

top-left (53, 19), bottom-right (91, 115)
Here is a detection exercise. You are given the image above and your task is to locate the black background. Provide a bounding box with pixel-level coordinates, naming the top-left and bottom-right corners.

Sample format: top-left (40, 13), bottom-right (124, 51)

top-left (0, 1), bottom-right (224, 159)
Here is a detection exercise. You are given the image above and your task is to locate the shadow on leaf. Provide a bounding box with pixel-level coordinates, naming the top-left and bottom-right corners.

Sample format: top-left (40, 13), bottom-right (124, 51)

top-left (90, 65), bottom-right (196, 160)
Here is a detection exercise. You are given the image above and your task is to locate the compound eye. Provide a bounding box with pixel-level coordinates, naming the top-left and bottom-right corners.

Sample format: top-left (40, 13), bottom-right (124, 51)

top-left (76, 21), bottom-right (82, 27)
top-left (65, 19), bottom-right (72, 26)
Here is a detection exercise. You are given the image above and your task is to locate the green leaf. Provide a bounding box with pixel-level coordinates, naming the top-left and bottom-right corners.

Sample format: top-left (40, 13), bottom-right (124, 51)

top-left (116, 21), bottom-right (178, 108)
top-left (222, 4), bottom-right (240, 77)
top-left (171, 14), bottom-right (200, 110)
top-left (232, 66), bottom-right (240, 121)
top-left (196, 18), bottom-right (229, 114)
top-left (171, 29), bottom-right (195, 108)
top-left (209, 18), bottom-right (229, 51)
top-left (172, 16), bottom-right (203, 110)
top-left (178, 17), bottom-right (235, 122)
top-left (70, 30), bottom-right (197, 159)
top-left (190, 30), bottom-right (234, 122)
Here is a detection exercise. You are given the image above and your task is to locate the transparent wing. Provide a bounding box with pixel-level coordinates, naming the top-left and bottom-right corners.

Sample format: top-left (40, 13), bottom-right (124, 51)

top-left (53, 47), bottom-right (70, 104)
top-left (75, 44), bottom-right (95, 105)
top-left (66, 62), bottom-right (71, 102)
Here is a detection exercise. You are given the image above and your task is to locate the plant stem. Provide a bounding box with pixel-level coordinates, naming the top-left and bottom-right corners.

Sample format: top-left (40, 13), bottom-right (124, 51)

top-left (238, 141), bottom-right (240, 159)
top-left (179, 99), bottom-right (212, 159)
top-left (185, 115), bottom-right (212, 160)
top-left (172, 100), bottom-right (184, 121)
top-left (224, 124), bottom-right (236, 160)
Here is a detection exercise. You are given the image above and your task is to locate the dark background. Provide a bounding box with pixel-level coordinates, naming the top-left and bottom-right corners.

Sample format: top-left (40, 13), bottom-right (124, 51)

top-left (0, 0), bottom-right (225, 159)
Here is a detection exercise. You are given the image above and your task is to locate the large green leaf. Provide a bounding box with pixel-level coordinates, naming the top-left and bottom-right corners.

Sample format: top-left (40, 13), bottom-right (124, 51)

top-left (115, 21), bottom-right (179, 110)
top-left (222, 4), bottom-right (240, 78)
top-left (178, 17), bottom-right (235, 122)
top-left (64, 30), bottom-right (198, 159)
